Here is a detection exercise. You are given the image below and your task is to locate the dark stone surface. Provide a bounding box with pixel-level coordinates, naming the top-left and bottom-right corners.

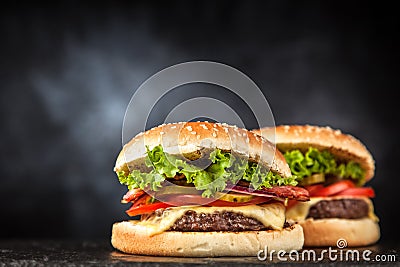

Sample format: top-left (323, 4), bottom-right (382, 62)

top-left (0, 240), bottom-right (398, 266)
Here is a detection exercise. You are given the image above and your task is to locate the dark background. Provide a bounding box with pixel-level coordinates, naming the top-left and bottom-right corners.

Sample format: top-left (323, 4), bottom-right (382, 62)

top-left (0, 1), bottom-right (399, 244)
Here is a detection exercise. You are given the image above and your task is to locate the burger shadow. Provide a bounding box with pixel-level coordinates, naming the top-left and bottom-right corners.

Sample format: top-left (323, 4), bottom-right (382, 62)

top-left (109, 251), bottom-right (262, 264)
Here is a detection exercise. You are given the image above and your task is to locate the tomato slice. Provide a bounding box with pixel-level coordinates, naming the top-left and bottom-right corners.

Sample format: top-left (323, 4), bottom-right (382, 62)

top-left (310, 180), bottom-right (355, 197)
top-left (304, 184), bottom-right (324, 197)
top-left (162, 194), bottom-right (210, 205)
top-left (162, 194), bottom-right (271, 207)
top-left (334, 187), bottom-right (375, 198)
top-left (122, 189), bottom-right (145, 203)
top-left (126, 202), bottom-right (173, 216)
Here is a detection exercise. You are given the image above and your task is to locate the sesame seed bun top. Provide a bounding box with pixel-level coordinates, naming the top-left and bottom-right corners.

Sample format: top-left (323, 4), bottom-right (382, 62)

top-left (114, 122), bottom-right (291, 178)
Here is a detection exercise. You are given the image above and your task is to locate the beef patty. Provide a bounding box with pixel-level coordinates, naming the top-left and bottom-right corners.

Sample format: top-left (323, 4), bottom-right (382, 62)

top-left (307, 199), bottom-right (369, 220)
top-left (168, 210), bottom-right (267, 231)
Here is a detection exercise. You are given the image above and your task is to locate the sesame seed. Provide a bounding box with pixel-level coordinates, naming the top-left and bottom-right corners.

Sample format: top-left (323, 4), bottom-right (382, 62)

top-left (170, 126), bottom-right (177, 129)
top-left (186, 126), bottom-right (193, 131)
top-left (191, 131), bottom-right (197, 135)
top-left (212, 132), bottom-right (217, 137)
top-left (196, 135), bottom-right (200, 139)
top-left (160, 131), bottom-right (165, 135)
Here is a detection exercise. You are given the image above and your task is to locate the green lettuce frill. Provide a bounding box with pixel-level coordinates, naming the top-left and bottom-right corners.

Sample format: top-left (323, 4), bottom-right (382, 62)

top-left (284, 147), bottom-right (365, 185)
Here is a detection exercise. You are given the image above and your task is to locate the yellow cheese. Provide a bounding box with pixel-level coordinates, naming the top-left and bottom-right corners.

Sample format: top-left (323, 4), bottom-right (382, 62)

top-left (136, 203), bottom-right (285, 236)
top-left (286, 196), bottom-right (379, 222)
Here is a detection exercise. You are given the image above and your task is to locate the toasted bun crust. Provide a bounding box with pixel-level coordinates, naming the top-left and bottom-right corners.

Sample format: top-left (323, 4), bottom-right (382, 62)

top-left (253, 125), bottom-right (375, 182)
top-left (115, 122), bottom-right (291, 178)
top-left (111, 221), bottom-right (304, 256)
top-left (300, 218), bottom-right (380, 247)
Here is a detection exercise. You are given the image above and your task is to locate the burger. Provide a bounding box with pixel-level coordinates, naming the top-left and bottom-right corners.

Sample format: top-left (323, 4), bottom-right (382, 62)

top-left (111, 122), bottom-right (309, 256)
top-left (253, 125), bottom-right (380, 247)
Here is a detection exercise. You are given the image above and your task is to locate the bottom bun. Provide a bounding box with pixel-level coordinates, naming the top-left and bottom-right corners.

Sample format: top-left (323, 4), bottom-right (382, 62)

top-left (111, 221), bottom-right (304, 257)
top-left (300, 218), bottom-right (380, 247)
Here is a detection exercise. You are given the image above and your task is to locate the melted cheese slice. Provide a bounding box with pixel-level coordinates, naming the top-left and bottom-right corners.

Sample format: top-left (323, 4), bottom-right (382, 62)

top-left (136, 203), bottom-right (285, 236)
top-left (286, 196), bottom-right (379, 222)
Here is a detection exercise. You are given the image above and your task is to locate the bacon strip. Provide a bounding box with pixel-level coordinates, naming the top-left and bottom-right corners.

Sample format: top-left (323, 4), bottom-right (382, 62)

top-left (122, 189), bottom-right (145, 203)
top-left (225, 184), bottom-right (310, 201)
top-left (260, 185), bottom-right (310, 201)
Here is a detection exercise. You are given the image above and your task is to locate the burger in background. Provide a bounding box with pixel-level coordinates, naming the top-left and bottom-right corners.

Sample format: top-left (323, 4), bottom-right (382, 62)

top-left (253, 125), bottom-right (380, 247)
top-left (111, 122), bottom-right (310, 256)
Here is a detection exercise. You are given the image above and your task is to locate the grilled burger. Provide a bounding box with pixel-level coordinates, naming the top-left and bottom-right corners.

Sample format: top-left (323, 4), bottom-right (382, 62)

top-left (111, 122), bottom-right (309, 256)
top-left (253, 125), bottom-right (380, 247)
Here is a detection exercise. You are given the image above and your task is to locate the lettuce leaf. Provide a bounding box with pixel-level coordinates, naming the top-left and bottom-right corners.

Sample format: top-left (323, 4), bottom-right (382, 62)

top-left (284, 147), bottom-right (365, 185)
top-left (118, 170), bottom-right (164, 191)
top-left (118, 145), bottom-right (299, 197)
